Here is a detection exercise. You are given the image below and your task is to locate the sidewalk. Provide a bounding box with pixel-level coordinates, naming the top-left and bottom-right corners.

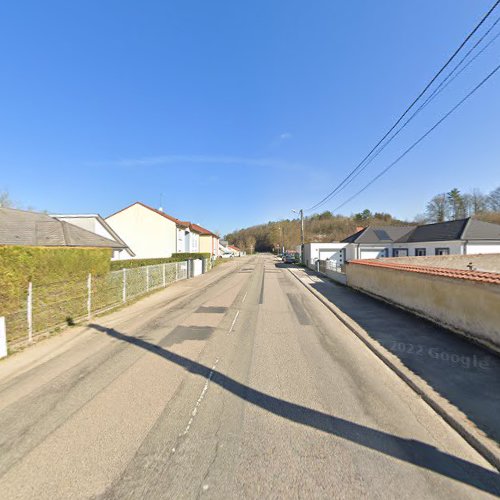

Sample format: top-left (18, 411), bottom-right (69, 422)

top-left (289, 265), bottom-right (500, 448)
top-left (0, 257), bottom-right (249, 383)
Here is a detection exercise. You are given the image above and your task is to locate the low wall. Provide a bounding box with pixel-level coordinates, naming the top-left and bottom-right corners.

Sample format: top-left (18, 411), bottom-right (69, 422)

top-left (346, 261), bottom-right (500, 353)
top-left (382, 253), bottom-right (500, 273)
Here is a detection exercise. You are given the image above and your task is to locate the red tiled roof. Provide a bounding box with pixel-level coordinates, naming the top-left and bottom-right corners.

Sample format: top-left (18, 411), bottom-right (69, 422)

top-left (229, 245), bottom-right (240, 251)
top-left (189, 223), bottom-right (218, 237)
top-left (107, 201), bottom-right (184, 225)
top-left (349, 260), bottom-right (500, 285)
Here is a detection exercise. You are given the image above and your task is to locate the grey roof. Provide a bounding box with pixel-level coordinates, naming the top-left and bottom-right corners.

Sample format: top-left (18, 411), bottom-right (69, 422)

top-left (462, 218), bottom-right (500, 240)
top-left (342, 226), bottom-right (414, 244)
top-left (52, 214), bottom-right (135, 256)
top-left (396, 217), bottom-right (500, 242)
top-left (0, 207), bottom-right (126, 249)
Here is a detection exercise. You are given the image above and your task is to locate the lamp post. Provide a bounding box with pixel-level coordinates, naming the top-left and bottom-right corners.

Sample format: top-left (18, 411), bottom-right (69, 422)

top-left (292, 209), bottom-right (304, 264)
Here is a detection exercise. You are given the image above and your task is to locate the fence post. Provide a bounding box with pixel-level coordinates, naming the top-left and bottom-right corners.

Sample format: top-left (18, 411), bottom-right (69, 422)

top-left (27, 281), bottom-right (33, 343)
top-left (122, 268), bottom-right (127, 303)
top-left (146, 266), bottom-right (150, 292)
top-left (87, 273), bottom-right (92, 320)
top-left (163, 263), bottom-right (166, 287)
top-left (0, 317), bottom-right (7, 359)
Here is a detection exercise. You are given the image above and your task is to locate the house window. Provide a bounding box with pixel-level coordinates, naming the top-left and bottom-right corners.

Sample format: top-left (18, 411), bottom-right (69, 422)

top-left (393, 248), bottom-right (408, 257)
top-left (435, 248), bottom-right (450, 256)
top-left (415, 248), bottom-right (426, 256)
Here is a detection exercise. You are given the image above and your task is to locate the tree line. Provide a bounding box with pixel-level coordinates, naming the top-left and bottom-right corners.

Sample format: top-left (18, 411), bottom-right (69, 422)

top-left (227, 186), bottom-right (500, 253)
top-left (425, 186), bottom-right (500, 223)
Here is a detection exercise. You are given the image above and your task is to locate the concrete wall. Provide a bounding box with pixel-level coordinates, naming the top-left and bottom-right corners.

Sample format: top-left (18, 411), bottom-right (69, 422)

top-left (106, 204), bottom-right (176, 259)
top-left (382, 253), bottom-right (500, 273)
top-left (346, 262), bottom-right (500, 352)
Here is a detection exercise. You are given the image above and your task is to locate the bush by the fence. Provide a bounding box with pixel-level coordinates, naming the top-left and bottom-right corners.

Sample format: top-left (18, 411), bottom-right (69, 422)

top-left (0, 246), bottom-right (111, 318)
top-left (110, 253), bottom-right (211, 270)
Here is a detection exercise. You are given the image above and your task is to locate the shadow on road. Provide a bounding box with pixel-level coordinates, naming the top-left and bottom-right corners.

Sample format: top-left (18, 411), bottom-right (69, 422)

top-left (89, 323), bottom-right (500, 495)
top-left (293, 266), bottom-right (500, 445)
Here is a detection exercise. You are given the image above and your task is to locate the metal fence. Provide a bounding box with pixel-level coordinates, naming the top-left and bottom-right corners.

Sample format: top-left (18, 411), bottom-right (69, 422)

top-left (3, 261), bottom-right (192, 348)
top-left (318, 260), bottom-right (345, 274)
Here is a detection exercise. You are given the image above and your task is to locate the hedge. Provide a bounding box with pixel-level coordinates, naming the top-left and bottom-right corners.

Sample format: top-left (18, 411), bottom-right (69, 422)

top-left (110, 253), bottom-right (211, 271)
top-left (0, 245), bottom-right (111, 319)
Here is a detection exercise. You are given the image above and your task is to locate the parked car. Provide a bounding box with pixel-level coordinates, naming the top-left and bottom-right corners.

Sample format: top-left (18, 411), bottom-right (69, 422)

top-left (283, 253), bottom-right (296, 264)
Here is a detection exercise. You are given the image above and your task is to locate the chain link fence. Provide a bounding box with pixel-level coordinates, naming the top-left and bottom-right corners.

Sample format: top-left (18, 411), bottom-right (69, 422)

top-left (2, 260), bottom-right (191, 349)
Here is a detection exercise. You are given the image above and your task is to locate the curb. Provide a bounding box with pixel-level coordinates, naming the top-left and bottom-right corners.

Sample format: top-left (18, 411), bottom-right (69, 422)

top-left (287, 267), bottom-right (500, 472)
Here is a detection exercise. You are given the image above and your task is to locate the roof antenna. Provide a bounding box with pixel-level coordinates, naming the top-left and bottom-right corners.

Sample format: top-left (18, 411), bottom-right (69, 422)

top-left (159, 193), bottom-right (163, 212)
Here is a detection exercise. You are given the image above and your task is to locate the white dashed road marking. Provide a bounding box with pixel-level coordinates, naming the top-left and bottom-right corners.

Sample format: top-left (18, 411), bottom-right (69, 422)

top-left (181, 358), bottom-right (219, 437)
top-left (228, 310), bottom-right (240, 334)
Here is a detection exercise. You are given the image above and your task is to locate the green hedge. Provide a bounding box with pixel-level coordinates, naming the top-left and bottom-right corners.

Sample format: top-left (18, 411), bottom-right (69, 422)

top-left (110, 253), bottom-right (211, 271)
top-left (0, 245), bottom-right (111, 318)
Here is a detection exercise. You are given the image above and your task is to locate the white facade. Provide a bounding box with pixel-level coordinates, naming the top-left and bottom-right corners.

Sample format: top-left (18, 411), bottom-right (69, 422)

top-left (52, 214), bottom-right (133, 260)
top-left (106, 203), bottom-right (177, 259)
top-left (176, 226), bottom-right (200, 253)
top-left (303, 243), bottom-right (348, 269)
top-left (349, 240), bottom-right (500, 260)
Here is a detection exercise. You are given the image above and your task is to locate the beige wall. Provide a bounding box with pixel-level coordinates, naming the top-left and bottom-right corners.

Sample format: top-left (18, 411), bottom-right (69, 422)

top-left (106, 204), bottom-right (176, 259)
top-left (346, 263), bottom-right (500, 353)
top-left (199, 235), bottom-right (212, 254)
top-left (382, 253), bottom-right (500, 273)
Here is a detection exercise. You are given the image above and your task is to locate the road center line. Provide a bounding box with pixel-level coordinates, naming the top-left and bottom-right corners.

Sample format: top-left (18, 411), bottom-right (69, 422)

top-left (242, 292), bottom-right (248, 303)
top-left (181, 358), bottom-right (219, 437)
top-left (228, 310), bottom-right (240, 334)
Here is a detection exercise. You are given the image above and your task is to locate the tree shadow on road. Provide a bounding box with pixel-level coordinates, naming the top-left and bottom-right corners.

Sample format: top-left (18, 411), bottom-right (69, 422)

top-left (89, 323), bottom-right (500, 496)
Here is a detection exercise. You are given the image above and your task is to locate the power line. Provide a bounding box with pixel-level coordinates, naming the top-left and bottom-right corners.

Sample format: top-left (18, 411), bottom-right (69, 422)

top-left (330, 62), bottom-right (500, 214)
top-left (306, 0), bottom-right (500, 212)
top-left (310, 20), bottom-right (500, 209)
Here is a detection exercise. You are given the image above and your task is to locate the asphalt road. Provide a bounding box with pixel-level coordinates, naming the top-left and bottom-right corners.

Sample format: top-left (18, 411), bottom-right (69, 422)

top-left (0, 254), bottom-right (498, 499)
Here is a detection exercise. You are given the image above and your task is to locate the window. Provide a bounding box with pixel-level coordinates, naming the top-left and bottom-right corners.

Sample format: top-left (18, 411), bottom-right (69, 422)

top-left (415, 248), bottom-right (426, 256)
top-left (392, 248), bottom-right (408, 257)
top-left (435, 248), bottom-right (450, 255)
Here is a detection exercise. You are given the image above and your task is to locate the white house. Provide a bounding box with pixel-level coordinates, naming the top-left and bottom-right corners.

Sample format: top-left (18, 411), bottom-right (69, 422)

top-left (105, 202), bottom-right (179, 259)
top-left (52, 213), bottom-right (134, 260)
top-left (341, 218), bottom-right (500, 259)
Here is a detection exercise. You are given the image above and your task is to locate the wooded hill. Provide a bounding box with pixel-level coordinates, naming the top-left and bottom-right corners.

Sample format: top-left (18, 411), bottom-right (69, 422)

top-left (226, 186), bottom-right (500, 253)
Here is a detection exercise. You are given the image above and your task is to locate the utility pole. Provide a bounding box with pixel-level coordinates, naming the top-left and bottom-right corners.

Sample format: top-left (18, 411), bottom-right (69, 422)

top-left (292, 209), bottom-right (305, 264)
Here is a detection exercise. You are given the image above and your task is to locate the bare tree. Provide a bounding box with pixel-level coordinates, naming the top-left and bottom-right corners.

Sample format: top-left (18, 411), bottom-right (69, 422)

top-left (0, 191), bottom-right (14, 208)
top-left (488, 186), bottom-right (500, 212)
top-left (425, 194), bottom-right (447, 222)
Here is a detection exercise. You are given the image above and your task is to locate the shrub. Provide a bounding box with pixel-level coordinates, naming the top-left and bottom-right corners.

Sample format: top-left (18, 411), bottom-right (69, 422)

top-left (110, 253), bottom-right (211, 271)
top-left (0, 246), bottom-right (111, 340)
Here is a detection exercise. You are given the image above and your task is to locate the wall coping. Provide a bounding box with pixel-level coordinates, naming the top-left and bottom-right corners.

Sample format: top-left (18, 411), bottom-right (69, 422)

top-left (349, 260), bottom-right (500, 285)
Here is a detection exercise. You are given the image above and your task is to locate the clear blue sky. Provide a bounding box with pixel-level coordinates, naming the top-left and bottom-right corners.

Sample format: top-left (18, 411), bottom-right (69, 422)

top-left (1, 0), bottom-right (499, 235)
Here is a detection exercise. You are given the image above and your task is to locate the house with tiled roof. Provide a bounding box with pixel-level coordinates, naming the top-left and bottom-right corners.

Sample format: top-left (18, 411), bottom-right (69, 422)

top-left (105, 202), bottom-right (220, 259)
top-left (0, 207), bottom-right (127, 255)
top-left (341, 218), bottom-right (500, 260)
top-left (190, 223), bottom-right (219, 258)
top-left (51, 213), bottom-right (134, 260)
top-left (106, 202), bottom-right (181, 259)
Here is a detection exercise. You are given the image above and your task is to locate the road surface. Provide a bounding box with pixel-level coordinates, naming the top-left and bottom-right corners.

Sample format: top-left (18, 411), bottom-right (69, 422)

top-left (0, 254), bottom-right (498, 499)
